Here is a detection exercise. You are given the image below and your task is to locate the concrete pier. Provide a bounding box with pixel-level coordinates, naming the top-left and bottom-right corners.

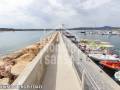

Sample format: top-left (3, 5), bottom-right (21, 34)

top-left (41, 33), bottom-right (81, 90)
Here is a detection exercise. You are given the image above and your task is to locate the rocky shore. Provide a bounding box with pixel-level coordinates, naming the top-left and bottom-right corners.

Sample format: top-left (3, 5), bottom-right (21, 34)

top-left (0, 32), bottom-right (57, 85)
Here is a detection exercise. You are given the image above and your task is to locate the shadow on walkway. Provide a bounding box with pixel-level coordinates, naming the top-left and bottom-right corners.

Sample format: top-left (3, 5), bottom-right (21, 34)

top-left (41, 44), bottom-right (58, 90)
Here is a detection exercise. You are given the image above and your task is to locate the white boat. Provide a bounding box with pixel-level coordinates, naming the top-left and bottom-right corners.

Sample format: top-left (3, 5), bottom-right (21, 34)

top-left (88, 54), bottom-right (120, 61)
top-left (114, 71), bottom-right (120, 81)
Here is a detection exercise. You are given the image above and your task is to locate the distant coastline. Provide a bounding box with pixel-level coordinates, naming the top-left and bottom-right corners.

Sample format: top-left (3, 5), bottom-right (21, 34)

top-left (0, 26), bottom-right (120, 31)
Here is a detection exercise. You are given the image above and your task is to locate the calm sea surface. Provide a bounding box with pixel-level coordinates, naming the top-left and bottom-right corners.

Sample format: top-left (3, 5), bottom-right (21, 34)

top-left (0, 31), bottom-right (52, 55)
top-left (0, 30), bottom-right (120, 56)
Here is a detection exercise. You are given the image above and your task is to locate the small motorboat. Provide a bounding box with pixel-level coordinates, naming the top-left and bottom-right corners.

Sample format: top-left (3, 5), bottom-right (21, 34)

top-left (89, 54), bottom-right (120, 61)
top-left (100, 60), bottom-right (120, 70)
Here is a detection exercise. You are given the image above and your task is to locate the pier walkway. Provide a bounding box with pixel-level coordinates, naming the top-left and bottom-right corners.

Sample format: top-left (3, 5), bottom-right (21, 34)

top-left (41, 33), bottom-right (81, 90)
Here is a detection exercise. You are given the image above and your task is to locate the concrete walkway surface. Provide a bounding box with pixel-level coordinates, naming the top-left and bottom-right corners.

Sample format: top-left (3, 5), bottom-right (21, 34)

top-left (41, 34), bottom-right (81, 90)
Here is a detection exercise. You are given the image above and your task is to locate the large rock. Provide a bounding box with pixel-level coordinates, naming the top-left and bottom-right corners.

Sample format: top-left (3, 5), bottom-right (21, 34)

top-left (36, 42), bottom-right (44, 49)
top-left (2, 51), bottom-right (23, 61)
top-left (15, 53), bottom-right (35, 63)
top-left (22, 44), bottom-right (40, 55)
top-left (0, 61), bottom-right (4, 66)
top-left (4, 60), bottom-right (16, 67)
top-left (0, 78), bottom-right (10, 85)
top-left (11, 61), bottom-right (28, 76)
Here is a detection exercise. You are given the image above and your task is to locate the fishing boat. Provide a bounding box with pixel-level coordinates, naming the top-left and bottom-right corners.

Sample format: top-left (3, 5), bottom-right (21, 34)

top-left (100, 60), bottom-right (120, 70)
top-left (89, 54), bottom-right (120, 61)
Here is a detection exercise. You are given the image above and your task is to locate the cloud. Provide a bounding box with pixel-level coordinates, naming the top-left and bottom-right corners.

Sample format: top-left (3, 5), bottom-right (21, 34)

top-left (0, 0), bottom-right (45, 28)
top-left (0, 0), bottom-right (119, 28)
top-left (0, 0), bottom-right (33, 13)
top-left (80, 0), bottom-right (112, 10)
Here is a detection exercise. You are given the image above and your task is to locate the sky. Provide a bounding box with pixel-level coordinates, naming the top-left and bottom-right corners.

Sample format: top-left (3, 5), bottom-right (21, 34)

top-left (0, 0), bottom-right (120, 29)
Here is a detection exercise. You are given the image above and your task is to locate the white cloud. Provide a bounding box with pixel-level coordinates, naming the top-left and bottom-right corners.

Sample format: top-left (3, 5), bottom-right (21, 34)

top-left (0, 0), bottom-right (119, 28)
top-left (0, 0), bottom-right (33, 12)
top-left (0, 0), bottom-right (40, 28)
top-left (80, 0), bottom-right (112, 9)
top-left (48, 0), bottom-right (63, 9)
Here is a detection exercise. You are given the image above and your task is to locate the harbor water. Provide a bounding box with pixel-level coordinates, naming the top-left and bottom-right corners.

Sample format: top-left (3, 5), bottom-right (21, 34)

top-left (0, 31), bottom-right (52, 56)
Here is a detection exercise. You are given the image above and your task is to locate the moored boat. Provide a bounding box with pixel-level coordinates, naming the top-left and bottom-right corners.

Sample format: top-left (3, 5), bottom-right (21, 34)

top-left (100, 60), bottom-right (120, 70)
top-left (89, 54), bottom-right (120, 61)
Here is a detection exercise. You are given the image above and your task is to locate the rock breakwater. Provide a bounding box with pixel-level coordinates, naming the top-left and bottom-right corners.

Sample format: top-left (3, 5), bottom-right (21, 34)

top-left (0, 32), bottom-right (58, 85)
